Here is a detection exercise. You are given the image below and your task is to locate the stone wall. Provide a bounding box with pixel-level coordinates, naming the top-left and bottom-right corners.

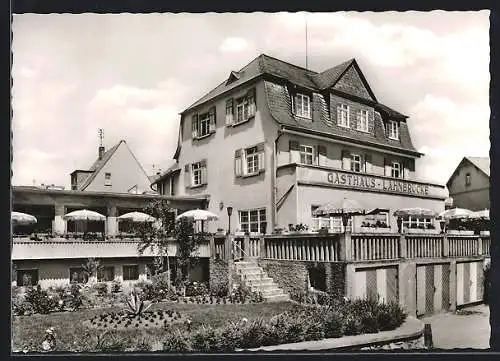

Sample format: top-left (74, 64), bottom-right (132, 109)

top-left (209, 258), bottom-right (229, 292)
top-left (259, 260), bottom-right (346, 298)
top-left (358, 335), bottom-right (425, 350)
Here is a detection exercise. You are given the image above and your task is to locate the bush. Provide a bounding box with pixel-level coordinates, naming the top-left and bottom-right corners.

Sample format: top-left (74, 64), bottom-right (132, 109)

top-left (111, 280), bottom-right (122, 293)
top-left (93, 282), bottom-right (108, 296)
top-left (162, 330), bottom-right (192, 352)
top-left (185, 282), bottom-right (209, 297)
top-left (376, 302), bottom-right (408, 331)
top-left (210, 283), bottom-right (229, 298)
top-left (65, 283), bottom-right (85, 311)
top-left (24, 285), bottom-right (58, 314)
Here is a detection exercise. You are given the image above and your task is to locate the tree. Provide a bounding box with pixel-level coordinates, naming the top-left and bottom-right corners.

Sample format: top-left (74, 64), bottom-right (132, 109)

top-left (137, 200), bottom-right (208, 287)
top-left (82, 258), bottom-right (102, 283)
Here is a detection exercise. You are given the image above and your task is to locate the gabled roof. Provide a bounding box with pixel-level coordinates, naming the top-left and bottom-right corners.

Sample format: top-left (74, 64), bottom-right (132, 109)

top-left (76, 140), bottom-right (151, 191)
top-left (151, 163), bottom-right (181, 186)
top-left (466, 156), bottom-right (490, 177)
top-left (446, 156), bottom-right (490, 188)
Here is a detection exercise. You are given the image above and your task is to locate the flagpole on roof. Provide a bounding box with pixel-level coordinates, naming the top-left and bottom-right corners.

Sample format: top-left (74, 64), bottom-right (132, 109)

top-left (305, 12), bottom-right (308, 70)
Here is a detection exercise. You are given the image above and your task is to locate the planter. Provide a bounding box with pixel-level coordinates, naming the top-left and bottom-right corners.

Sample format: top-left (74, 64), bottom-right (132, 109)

top-left (480, 230), bottom-right (490, 236)
top-left (405, 228), bottom-right (439, 235)
top-left (447, 230), bottom-right (475, 236)
top-left (358, 227), bottom-right (392, 234)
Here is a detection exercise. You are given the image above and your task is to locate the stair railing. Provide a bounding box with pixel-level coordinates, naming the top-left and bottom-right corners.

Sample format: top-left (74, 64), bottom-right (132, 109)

top-left (232, 239), bottom-right (250, 261)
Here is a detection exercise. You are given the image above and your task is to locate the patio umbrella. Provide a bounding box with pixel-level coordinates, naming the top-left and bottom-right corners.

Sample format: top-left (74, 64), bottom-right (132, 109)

top-left (176, 209), bottom-right (219, 221)
top-left (438, 208), bottom-right (475, 220)
top-left (470, 209), bottom-right (489, 219)
top-left (118, 211), bottom-right (156, 223)
top-left (393, 207), bottom-right (437, 218)
top-left (312, 198), bottom-right (365, 217)
top-left (63, 209), bottom-right (106, 221)
top-left (11, 211), bottom-right (37, 225)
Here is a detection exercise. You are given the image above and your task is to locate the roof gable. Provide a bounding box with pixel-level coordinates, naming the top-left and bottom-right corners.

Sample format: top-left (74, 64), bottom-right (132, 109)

top-left (78, 141), bottom-right (123, 190)
top-left (225, 71), bottom-right (241, 85)
top-left (446, 156), bottom-right (490, 188)
top-left (332, 61), bottom-right (377, 102)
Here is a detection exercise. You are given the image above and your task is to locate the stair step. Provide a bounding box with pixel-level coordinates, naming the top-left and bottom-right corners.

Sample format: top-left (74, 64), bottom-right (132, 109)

top-left (264, 294), bottom-right (290, 303)
top-left (251, 284), bottom-right (280, 292)
top-left (259, 288), bottom-right (284, 296)
top-left (246, 278), bottom-right (274, 286)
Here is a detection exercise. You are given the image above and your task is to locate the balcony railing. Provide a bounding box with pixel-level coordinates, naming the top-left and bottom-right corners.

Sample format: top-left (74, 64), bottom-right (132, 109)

top-left (351, 234), bottom-right (399, 261)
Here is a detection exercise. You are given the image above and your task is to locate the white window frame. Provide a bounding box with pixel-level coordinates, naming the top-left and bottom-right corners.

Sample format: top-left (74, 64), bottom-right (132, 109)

top-left (402, 216), bottom-right (432, 229)
top-left (295, 93), bottom-right (311, 119)
top-left (245, 146), bottom-right (259, 175)
top-left (198, 113), bottom-right (210, 137)
top-left (356, 109), bottom-right (369, 132)
top-left (104, 172), bottom-right (112, 186)
top-left (388, 120), bottom-right (399, 140)
top-left (391, 161), bottom-right (402, 179)
top-left (299, 145), bottom-right (314, 165)
top-left (225, 100), bottom-right (233, 124)
top-left (337, 104), bottom-right (350, 128)
top-left (351, 154), bottom-right (362, 173)
top-left (239, 208), bottom-right (267, 234)
top-left (191, 162), bottom-right (203, 186)
top-left (236, 97), bottom-right (249, 124)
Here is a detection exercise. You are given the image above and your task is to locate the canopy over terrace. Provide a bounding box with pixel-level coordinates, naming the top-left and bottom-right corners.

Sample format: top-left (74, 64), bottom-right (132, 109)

top-left (12, 186), bottom-right (209, 237)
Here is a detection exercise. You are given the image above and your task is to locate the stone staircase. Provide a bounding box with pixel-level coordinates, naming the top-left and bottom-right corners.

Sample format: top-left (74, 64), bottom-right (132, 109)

top-left (233, 260), bottom-right (290, 302)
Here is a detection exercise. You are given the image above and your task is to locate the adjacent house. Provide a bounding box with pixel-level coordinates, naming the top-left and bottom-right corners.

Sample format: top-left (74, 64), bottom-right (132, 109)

top-left (151, 54), bottom-right (448, 234)
top-left (446, 156), bottom-right (490, 211)
top-left (70, 140), bottom-right (155, 194)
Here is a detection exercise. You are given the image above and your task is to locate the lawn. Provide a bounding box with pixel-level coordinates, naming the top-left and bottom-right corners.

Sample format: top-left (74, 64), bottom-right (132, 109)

top-left (12, 301), bottom-right (299, 352)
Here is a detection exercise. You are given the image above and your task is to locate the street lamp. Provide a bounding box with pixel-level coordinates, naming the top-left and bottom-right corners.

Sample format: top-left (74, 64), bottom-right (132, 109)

top-left (227, 206), bottom-right (233, 235)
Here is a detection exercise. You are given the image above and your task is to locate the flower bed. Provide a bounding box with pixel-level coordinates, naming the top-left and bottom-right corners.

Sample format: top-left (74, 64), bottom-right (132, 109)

top-left (82, 310), bottom-right (186, 330)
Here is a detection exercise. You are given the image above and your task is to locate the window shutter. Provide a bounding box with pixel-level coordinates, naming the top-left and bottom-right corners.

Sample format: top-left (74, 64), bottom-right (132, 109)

top-left (341, 150), bottom-right (351, 170)
top-left (403, 159), bottom-right (410, 180)
top-left (234, 149), bottom-right (242, 177)
top-left (209, 107), bottom-right (216, 133)
top-left (201, 160), bottom-right (208, 184)
top-left (191, 114), bottom-right (199, 139)
top-left (318, 145), bottom-right (327, 166)
top-left (314, 145), bottom-right (319, 165)
top-left (247, 88), bottom-right (256, 117)
top-left (289, 140), bottom-right (300, 163)
top-left (384, 158), bottom-right (391, 177)
top-left (368, 112), bottom-right (374, 133)
top-left (258, 151), bottom-right (265, 172)
top-left (364, 154), bottom-right (372, 173)
top-left (184, 164), bottom-right (191, 188)
top-left (288, 85), bottom-right (297, 114)
top-left (225, 99), bottom-right (234, 126)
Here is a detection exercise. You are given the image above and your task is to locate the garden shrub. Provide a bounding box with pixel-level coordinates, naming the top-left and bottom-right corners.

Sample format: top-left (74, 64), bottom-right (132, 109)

top-left (111, 280), bottom-right (122, 293)
top-left (93, 282), bottom-right (108, 296)
top-left (162, 330), bottom-right (192, 352)
top-left (209, 283), bottom-right (228, 298)
top-left (185, 282), bottom-right (209, 297)
top-left (24, 285), bottom-right (58, 314)
top-left (65, 283), bottom-right (85, 311)
top-left (376, 302), bottom-right (408, 331)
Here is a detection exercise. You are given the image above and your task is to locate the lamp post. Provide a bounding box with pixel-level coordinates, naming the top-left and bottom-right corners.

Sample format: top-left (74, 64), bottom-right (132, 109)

top-left (341, 213), bottom-right (349, 234)
top-left (227, 206), bottom-right (233, 235)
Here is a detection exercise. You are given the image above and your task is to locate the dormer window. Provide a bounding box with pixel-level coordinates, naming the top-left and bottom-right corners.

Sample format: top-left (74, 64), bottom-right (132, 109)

top-left (294, 93), bottom-right (311, 119)
top-left (356, 109), bottom-right (369, 132)
top-left (388, 120), bottom-right (399, 140)
top-left (337, 104), bottom-right (349, 128)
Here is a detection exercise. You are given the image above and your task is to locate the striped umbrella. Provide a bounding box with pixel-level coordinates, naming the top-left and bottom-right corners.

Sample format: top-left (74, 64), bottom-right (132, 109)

top-left (312, 198), bottom-right (365, 217)
top-left (470, 209), bottom-right (489, 220)
top-left (11, 211), bottom-right (37, 225)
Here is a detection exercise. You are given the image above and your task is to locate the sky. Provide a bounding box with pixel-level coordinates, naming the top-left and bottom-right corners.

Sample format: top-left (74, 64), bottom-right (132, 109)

top-left (11, 11), bottom-right (490, 189)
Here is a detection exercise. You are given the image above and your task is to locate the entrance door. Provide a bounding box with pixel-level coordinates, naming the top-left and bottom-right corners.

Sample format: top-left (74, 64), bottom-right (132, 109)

top-left (416, 263), bottom-right (450, 317)
top-left (457, 261), bottom-right (484, 306)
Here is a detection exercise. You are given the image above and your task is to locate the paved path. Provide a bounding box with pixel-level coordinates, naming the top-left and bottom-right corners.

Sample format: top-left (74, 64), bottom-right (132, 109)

top-left (421, 304), bottom-right (490, 349)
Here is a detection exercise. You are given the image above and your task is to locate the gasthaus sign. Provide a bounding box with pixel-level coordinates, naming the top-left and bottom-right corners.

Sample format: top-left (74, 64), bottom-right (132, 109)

top-left (326, 171), bottom-right (430, 196)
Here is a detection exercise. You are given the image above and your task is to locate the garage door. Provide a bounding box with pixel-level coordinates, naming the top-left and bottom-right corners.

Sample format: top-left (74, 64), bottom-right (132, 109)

top-left (416, 263), bottom-right (450, 317)
top-left (353, 266), bottom-right (398, 304)
top-left (456, 261), bottom-right (484, 306)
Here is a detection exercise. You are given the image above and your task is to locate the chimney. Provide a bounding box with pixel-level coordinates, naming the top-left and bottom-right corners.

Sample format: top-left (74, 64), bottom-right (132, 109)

top-left (98, 146), bottom-right (105, 160)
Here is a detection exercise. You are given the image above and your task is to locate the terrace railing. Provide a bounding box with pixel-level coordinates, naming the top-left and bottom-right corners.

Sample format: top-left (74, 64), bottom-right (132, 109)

top-left (448, 235), bottom-right (482, 257)
top-left (351, 234), bottom-right (400, 261)
top-left (406, 235), bottom-right (443, 259)
top-left (264, 234), bottom-right (341, 262)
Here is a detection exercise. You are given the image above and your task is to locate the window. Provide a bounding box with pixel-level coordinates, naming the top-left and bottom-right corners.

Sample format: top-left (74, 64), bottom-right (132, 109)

top-left (97, 266), bottom-right (115, 282)
top-left (17, 269), bottom-right (38, 286)
top-left (239, 208), bottom-right (267, 234)
top-left (123, 265), bottom-right (139, 281)
top-left (236, 97), bottom-right (247, 123)
top-left (356, 109), bottom-right (369, 132)
top-left (245, 147), bottom-right (259, 175)
top-left (465, 173), bottom-right (471, 187)
top-left (391, 161), bottom-right (402, 178)
top-left (228, 89), bottom-right (256, 126)
top-left (225, 99), bottom-right (233, 125)
top-left (337, 104), bottom-right (349, 127)
top-left (105, 172), bottom-right (111, 186)
top-left (402, 216), bottom-right (432, 230)
top-left (191, 162), bottom-right (203, 186)
top-left (351, 154), bottom-right (362, 173)
top-left (299, 145), bottom-right (314, 165)
top-left (294, 93), bottom-right (311, 118)
top-left (388, 120), bottom-right (399, 140)
top-left (198, 113), bottom-right (210, 137)
top-left (69, 267), bottom-right (88, 284)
